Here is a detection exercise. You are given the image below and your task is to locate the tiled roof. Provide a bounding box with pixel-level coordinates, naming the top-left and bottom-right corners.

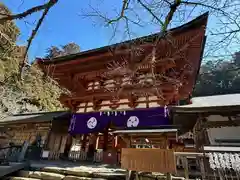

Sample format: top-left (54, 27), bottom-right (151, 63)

top-left (180, 94), bottom-right (240, 108)
top-left (0, 111), bottom-right (70, 124)
top-left (171, 94), bottom-right (240, 113)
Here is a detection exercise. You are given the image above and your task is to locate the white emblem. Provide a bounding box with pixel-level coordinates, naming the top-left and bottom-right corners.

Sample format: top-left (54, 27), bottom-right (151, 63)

top-left (87, 117), bottom-right (97, 129)
top-left (69, 114), bottom-right (76, 131)
top-left (127, 116), bottom-right (139, 127)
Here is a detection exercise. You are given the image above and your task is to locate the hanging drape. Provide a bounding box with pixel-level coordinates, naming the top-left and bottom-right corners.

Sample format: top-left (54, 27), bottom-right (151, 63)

top-left (68, 107), bottom-right (169, 135)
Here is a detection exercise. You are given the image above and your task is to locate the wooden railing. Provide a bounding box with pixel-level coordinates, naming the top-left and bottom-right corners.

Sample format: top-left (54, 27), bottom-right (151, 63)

top-left (0, 145), bottom-right (22, 164)
top-left (94, 151), bottom-right (103, 162)
top-left (68, 150), bottom-right (103, 162)
top-left (68, 150), bottom-right (87, 161)
top-left (174, 152), bottom-right (205, 179)
top-left (0, 142), bottom-right (28, 164)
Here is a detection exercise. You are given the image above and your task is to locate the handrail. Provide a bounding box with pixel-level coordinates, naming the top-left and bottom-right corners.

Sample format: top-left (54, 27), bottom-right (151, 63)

top-left (0, 145), bottom-right (21, 150)
top-left (0, 145), bottom-right (22, 163)
top-left (174, 152), bottom-right (204, 157)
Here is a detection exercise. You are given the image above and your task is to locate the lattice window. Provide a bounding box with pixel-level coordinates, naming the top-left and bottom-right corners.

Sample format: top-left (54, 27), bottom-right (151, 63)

top-left (87, 81), bottom-right (100, 90)
top-left (138, 73), bottom-right (153, 84)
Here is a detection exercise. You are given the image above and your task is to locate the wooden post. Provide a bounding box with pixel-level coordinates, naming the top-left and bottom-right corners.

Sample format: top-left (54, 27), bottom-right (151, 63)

top-left (126, 170), bottom-right (131, 180)
top-left (135, 172), bottom-right (140, 180)
top-left (17, 141), bottom-right (29, 162)
top-left (95, 135), bottom-right (99, 149)
top-left (166, 173), bottom-right (172, 180)
top-left (81, 134), bottom-right (87, 151)
top-left (114, 135), bottom-right (118, 148)
top-left (183, 156), bottom-right (189, 179)
top-left (126, 170), bottom-right (135, 180)
top-left (199, 157), bottom-right (206, 180)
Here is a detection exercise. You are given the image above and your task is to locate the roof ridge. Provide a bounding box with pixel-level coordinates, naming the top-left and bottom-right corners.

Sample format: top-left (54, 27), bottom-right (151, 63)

top-left (37, 12), bottom-right (209, 65)
top-left (11, 110), bottom-right (68, 117)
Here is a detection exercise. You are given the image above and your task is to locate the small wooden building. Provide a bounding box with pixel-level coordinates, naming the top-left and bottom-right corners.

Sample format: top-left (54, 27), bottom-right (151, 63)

top-left (172, 93), bottom-right (240, 150)
top-left (171, 94), bottom-right (240, 179)
top-left (0, 111), bottom-right (72, 159)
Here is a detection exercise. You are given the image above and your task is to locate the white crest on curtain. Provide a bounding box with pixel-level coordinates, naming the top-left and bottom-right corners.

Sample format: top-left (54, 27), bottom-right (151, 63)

top-left (87, 117), bottom-right (98, 129)
top-left (68, 114), bottom-right (76, 131)
top-left (127, 116), bottom-right (139, 127)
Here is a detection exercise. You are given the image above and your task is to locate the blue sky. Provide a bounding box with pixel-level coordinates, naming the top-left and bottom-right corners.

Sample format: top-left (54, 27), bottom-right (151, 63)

top-left (3, 0), bottom-right (162, 62)
top-left (2, 0), bottom-right (239, 62)
top-left (2, 0), bottom-right (122, 61)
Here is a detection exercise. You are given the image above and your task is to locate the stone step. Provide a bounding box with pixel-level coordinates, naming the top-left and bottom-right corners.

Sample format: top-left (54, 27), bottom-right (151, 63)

top-left (64, 176), bottom-right (106, 180)
top-left (8, 177), bottom-right (41, 180)
top-left (16, 170), bottom-right (118, 180)
top-left (17, 170), bottom-right (65, 180)
top-left (14, 170), bottom-right (186, 180)
top-left (30, 166), bottom-right (126, 179)
top-left (8, 176), bottom-right (106, 180)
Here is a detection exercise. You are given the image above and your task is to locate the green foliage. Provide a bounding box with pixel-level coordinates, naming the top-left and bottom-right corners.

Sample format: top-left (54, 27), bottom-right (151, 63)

top-left (0, 3), bottom-right (20, 41)
top-left (0, 55), bottom-right (64, 117)
top-left (45, 43), bottom-right (80, 59)
top-left (0, 3), bottom-right (20, 58)
top-left (193, 52), bottom-right (240, 96)
top-left (45, 46), bottom-right (62, 59)
top-left (0, 3), bottom-right (63, 118)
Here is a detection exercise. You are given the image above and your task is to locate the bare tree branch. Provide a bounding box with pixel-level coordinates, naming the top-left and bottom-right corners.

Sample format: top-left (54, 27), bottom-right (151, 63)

top-left (137, 0), bottom-right (164, 27)
top-left (19, 0), bottom-right (58, 79)
top-left (210, 29), bottom-right (240, 35)
top-left (162, 0), bottom-right (181, 31)
top-left (0, 0), bottom-right (58, 23)
top-left (180, 1), bottom-right (233, 14)
top-left (107, 0), bottom-right (130, 25)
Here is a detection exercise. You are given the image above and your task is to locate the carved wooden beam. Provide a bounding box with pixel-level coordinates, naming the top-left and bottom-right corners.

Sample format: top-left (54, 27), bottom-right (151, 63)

top-left (72, 74), bottom-right (87, 93)
top-left (92, 97), bottom-right (102, 111)
top-left (128, 94), bottom-right (138, 108)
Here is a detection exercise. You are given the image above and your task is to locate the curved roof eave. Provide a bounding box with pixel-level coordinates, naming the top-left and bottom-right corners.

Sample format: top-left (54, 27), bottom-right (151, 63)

top-left (37, 12), bottom-right (209, 65)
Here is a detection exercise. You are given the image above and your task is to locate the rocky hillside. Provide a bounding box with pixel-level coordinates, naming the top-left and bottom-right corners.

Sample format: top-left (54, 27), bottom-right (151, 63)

top-left (0, 3), bottom-right (64, 119)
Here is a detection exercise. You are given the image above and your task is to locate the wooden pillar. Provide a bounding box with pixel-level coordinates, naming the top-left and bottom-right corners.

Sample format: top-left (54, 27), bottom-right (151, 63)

top-left (103, 128), bottom-right (109, 151)
top-left (114, 135), bottom-right (118, 148)
top-left (89, 133), bottom-right (98, 150)
top-left (183, 156), bottom-right (189, 179)
top-left (44, 128), bottom-right (52, 149)
top-left (199, 157), bottom-right (206, 180)
top-left (95, 135), bottom-right (99, 149)
top-left (81, 134), bottom-right (87, 151)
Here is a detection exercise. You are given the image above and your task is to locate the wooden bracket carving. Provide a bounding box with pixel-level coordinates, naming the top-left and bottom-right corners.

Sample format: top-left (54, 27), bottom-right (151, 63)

top-left (72, 74), bottom-right (86, 92)
top-left (92, 97), bottom-right (102, 111)
top-left (110, 98), bottom-right (120, 109)
top-left (128, 94), bottom-right (138, 108)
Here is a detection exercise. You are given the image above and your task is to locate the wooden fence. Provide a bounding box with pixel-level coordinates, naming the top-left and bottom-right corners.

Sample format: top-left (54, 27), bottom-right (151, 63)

top-left (68, 151), bottom-right (87, 161)
top-left (68, 150), bottom-right (103, 162)
top-left (121, 148), bottom-right (176, 173)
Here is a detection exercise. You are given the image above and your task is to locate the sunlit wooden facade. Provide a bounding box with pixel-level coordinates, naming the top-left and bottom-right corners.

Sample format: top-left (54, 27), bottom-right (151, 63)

top-left (37, 13), bottom-right (207, 112)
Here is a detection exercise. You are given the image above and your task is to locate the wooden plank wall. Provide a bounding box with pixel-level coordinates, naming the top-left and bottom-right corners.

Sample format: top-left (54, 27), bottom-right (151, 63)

top-left (3, 122), bottom-right (50, 146)
top-left (121, 148), bottom-right (176, 173)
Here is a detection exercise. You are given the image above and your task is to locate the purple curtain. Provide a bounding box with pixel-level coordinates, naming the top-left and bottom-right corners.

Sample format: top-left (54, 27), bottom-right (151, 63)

top-left (69, 107), bottom-right (169, 135)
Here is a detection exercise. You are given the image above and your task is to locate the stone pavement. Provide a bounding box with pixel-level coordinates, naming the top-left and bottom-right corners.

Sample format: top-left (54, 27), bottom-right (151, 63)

top-left (5, 160), bottom-right (186, 180)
